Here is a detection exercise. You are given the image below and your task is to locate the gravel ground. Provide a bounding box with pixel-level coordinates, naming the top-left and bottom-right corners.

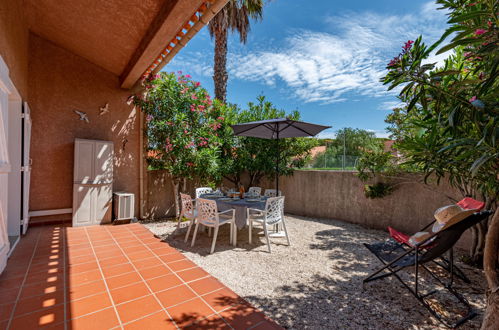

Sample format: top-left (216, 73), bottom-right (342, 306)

top-left (144, 215), bottom-right (486, 329)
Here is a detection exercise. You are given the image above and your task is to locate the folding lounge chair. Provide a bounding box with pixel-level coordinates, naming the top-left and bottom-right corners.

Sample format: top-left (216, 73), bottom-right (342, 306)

top-left (386, 197), bottom-right (485, 283)
top-left (363, 210), bottom-right (492, 328)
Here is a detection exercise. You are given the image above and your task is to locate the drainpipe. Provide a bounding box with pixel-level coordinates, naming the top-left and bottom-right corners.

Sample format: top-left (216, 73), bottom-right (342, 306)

top-left (139, 110), bottom-right (145, 219)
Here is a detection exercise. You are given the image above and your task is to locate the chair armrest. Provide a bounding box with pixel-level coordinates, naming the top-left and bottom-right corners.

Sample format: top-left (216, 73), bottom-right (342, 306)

top-left (247, 208), bottom-right (265, 215)
top-left (219, 209), bottom-right (235, 216)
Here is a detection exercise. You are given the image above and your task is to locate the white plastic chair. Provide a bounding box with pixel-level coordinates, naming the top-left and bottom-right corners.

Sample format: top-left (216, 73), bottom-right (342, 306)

top-left (196, 187), bottom-right (213, 198)
top-left (247, 196), bottom-right (289, 253)
top-left (264, 189), bottom-right (281, 197)
top-left (191, 198), bottom-right (236, 254)
top-left (179, 193), bottom-right (197, 242)
top-left (247, 187), bottom-right (262, 197)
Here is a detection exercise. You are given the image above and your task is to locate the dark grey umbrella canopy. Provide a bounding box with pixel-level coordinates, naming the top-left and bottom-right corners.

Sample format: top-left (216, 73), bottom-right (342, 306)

top-left (231, 118), bottom-right (331, 139)
top-left (231, 118), bottom-right (331, 193)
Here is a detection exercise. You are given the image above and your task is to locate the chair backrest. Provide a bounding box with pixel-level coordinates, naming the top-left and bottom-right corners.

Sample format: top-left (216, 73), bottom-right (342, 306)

top-left (264, 189), bottom-right (281, 197)
top-left (419, 211), bottom-right (492, 264)
top-left (180, 193), bottom-right (195, 219)
top-left (247, 187), bottom-right (261, 197)
top-left (265, 196), bottom-right (285, 225)
top-left (196, 187), bottom-right (213, 198)
top-left (196, 198), bottom-right (219, 226)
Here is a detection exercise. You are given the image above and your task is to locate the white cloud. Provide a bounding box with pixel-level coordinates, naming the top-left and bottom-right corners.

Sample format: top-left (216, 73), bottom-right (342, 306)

top-left (167, 52), bottom-right (213, 78)
top-left (227, 1), bottom-right (448, 104)
top-left (378, 100), bottom-right (405, 111)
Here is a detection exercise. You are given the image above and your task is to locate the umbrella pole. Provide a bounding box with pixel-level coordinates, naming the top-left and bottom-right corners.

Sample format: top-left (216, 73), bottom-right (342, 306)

top-left (276, 129), bottom-right (279, 194)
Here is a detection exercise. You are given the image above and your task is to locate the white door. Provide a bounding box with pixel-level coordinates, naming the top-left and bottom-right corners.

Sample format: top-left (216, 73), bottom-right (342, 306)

top-left (94, 141), bottom-right (113, 184)
top-left (73, 184), bottom-right (95, 227)
top-left (21, 102), bottom-right (31, 234)
top-left (74, 139), bottom-right (95, 184)
top-left (0, 87), bottom-right (10, 272)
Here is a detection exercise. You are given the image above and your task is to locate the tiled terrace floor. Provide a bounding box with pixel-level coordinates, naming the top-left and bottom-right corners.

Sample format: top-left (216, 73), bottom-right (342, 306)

top-left (0, 224), bottom-right (281, 329)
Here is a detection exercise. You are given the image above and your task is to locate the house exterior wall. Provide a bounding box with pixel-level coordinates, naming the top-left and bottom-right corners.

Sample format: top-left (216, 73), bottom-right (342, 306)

top-left (0, 0), bottom-right (29, 99)
top-left (28, 34), bottom-right (140, 216)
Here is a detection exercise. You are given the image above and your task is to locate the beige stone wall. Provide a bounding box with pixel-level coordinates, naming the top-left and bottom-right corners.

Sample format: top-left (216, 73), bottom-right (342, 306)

top-left (28, 34), bottom-right (141, 215)
top-left (146, 169), bottom-right (473, 250)
top-left (0, 0), bottom-right (29, 98)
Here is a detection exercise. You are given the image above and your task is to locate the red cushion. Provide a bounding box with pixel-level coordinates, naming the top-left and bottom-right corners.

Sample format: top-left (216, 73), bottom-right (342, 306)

top-left (388, 226), bottom-right (410, 244)
top-left (456, 197), bottom-right (485, 211)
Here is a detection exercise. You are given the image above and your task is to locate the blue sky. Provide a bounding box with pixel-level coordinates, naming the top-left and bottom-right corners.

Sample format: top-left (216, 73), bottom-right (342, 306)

top-left (163, 0), bottom-right (450, 138)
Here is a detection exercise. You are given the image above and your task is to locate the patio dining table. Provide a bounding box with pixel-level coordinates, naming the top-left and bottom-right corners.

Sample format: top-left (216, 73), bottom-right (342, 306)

top-left (201, 195), bottom-right (267, 229)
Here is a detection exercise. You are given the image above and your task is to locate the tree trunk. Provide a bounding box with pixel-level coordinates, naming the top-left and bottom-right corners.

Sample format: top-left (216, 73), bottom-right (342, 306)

top-left (172, 178), bottom-right (181, 219)
top-left (213, 23), bottom-right (228, 103)
top-left (481, 209), bottom-right (499, 329)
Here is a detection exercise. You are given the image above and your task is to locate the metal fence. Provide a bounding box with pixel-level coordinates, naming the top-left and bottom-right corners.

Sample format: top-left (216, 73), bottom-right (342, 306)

top-left (306, 155), bottom-right (359, 171)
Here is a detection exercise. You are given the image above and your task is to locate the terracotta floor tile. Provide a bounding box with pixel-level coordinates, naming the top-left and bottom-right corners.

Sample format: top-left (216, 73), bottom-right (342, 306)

top-left (67, 248), bottom-right (93, 258)
top-left (168, 259), bottom-right (197, 272)
top-left (183, 314), bottom-right (230, 330)
top-left (131, 257), bottom-right (160, 269)
top-left (101, 263), bottom-right (135, 278)
top-left (127, 250), bottom-right (155, 261)
top-left (68, 269), bottom-right (102, 286)
top-left (177, 267), bottom-right (210, 282)
top-left (189, 277), bottom-right (226, 296)
top-left (9, 304), bottom-right (65, 329)
top-left (220, 304), bottom-right (267, 329)
top-left (94, 249), bottom-right (124, 260)
top-left (0, 275), bottom-right (25, 290)
top-left (68, 279), bottom-right (107, 301)
top-left (0, 303), bottom-right (14, 322)
top-left (167, 297), bottom-right (215, 327)
top-left (68, 307), bottom-right (119, 330)
top-left (67, 292), bottom-right (112, 319)
top-left (98, 255), bottom-right (129, 269)
top-left (68, 261), bottom-right (99, 274)
top-left (138, 265), bottom-right (171, 280)
top-left (0, 287), bottom-right (20, 301)
top-left (159, 253), bottom-right (186, 263)
top-left (154, 247), bottom-right (178, 256)
top-left (123, 310), bottom-right (176, 330)
top-left (20, 281), bottom-right (63, 299)
top-left (29, 260), bottom-right (63, 274)
top-left (66, 254), bottom-right (95, 266)
top-left (109, 281), bottom-right (150, 304)
top-left (116, 294), bottom-right (162, 324)
top-left (155, 285), bottom-right (196, 308)
top-left (0, 264), bottom-right (30, 277)
top-left (146, 274), bottom-right (182, 292)
top-left (14, 290), bottom-right (65, 316)
top-left (202, 288), bottom-right (242, 312)
top-left (105, 271), bottom-right (142, 290)
top-left (24, 270), bottom-right (64, 287)
top-left (91, 240), bottom-right (116, 248)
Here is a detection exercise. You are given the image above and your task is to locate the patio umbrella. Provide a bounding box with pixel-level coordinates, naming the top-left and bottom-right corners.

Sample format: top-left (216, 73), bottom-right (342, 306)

top-left (231, 118), bottom-right (331, 193)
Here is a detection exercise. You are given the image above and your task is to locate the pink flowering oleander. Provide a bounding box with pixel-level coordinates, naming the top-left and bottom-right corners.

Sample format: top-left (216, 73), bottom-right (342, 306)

top-left (475, 29), bottom-right (486, 35)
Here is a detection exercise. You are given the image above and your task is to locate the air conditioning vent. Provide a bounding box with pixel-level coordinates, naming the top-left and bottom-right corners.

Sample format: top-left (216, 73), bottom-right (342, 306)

top-left (113, 192), bottom-right (134, 221)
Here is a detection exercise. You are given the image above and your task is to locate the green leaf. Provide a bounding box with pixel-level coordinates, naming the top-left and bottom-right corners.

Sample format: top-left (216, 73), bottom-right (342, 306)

top-left (448, 10), bottom-right (490, 23)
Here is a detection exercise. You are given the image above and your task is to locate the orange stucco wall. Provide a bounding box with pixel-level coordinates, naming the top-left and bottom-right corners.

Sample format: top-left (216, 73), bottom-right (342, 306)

top-left (0, 0), bottom-right (29, 98)
top-left (28, 34), bottom-right (140, 215)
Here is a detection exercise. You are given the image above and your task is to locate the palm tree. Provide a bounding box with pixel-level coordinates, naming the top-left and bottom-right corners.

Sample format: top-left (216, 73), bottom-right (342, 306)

top-left (208, 0), bottom-right (264, 103)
